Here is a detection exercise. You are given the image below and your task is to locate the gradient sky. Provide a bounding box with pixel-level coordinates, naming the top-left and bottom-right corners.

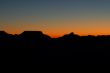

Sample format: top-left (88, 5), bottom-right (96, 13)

top-left (1, 0), bottom-right (110, 37)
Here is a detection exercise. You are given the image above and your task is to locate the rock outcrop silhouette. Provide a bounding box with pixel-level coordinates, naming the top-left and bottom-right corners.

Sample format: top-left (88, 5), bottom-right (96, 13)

top-left (0, 31), bottom-right (110, 64)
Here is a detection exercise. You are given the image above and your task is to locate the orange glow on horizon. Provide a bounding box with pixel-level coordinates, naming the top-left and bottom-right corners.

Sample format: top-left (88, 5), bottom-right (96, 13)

top-left (2, 18), bottom-right (110, 38)
top-left (4, 30), bottom-right (110, 38)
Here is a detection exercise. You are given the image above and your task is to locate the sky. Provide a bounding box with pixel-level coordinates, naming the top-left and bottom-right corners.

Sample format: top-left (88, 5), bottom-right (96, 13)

top-left (0, 0), bottom-right (110, 37)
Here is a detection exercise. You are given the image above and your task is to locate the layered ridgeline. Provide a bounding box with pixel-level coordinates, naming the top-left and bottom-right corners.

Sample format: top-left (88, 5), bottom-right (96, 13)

top-left (0, 31), bottom-right (110, 64)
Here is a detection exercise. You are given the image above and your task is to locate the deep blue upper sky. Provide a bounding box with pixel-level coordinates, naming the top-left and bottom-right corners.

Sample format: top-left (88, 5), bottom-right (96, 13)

top-left (1, 0), bottom-right (110, 19)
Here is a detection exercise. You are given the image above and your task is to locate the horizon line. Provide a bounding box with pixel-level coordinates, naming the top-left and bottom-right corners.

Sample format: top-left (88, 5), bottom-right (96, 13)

top-left (1, 30), bottom-right (110, 38)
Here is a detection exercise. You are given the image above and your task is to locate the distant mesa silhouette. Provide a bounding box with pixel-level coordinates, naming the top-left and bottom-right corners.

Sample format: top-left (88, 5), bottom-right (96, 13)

top-left (60, 32), bottom-right (80, 39)
top-left (21, 31), bottom-right (43, 35)
top-left (0, 31), bottom-right (110, 64)
top-left (0, 31), bottom-right (11, 38)
top-left (19, 31), bottom-right (51, 42)
top-left (0, 31), bottom-right (8, 35)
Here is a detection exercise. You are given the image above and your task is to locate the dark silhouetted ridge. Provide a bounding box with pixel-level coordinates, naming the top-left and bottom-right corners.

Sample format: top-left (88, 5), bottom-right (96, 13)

top-left (0, 31), bottom-right (110, 64)
top-left (0, 31), bottom-right (9, 37)
top-left (21, 31), bottom-right (43, 35)
top-left (20, 31), bottom-right (51, 38)
top-left (60, 32), bottom-right (80, 39)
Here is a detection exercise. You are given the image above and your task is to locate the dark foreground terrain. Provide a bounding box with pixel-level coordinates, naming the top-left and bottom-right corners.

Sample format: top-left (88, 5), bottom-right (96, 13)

top-left (0, 31), bottom-right (110, 64)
